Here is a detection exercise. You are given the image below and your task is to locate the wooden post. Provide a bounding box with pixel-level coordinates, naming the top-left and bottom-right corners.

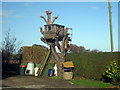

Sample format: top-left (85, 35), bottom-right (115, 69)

top-left (108, 0), bottom-right (114, 52)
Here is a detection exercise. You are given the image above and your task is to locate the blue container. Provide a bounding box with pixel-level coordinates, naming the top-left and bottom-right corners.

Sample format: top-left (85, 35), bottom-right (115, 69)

top-left (48, 69), bottom-right (55, 77)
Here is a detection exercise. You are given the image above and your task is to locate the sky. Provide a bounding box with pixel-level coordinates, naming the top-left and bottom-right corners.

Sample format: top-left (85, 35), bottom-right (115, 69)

top-left (1, 2), bottom-right (119, 52)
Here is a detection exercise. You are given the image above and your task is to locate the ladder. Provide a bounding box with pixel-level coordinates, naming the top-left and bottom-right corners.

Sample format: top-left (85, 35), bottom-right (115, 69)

top-left (37, 48), bottom-right (51, 76)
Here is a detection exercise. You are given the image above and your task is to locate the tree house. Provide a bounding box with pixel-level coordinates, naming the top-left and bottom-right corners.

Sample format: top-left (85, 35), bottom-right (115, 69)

top-left (40, 10), bottom-right (71, 42)
top-left (40, 10), bottom-right (72, 77)
top-left (43, 24), bottom-right (65, 41)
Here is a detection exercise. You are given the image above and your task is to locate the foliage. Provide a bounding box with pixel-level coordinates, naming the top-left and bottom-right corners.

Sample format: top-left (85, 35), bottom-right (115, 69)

top-left (65, 52), bottom-right (119, 80)
top-left (51, 76), bottom-right (62, 79)
top-left (71, 79), bottom-right (113, 88)
top-left (22, 45), bottom-right (48, 64)
top-left (2, 29), bottom-right (22, 62)
top-left (102, 60), bottom-right (120, 84)
top-left (69, 44), bottom-right (100, 53)
top-left (22, 44), bottom-right (56, 64)
top-left (2, 29), bottom-right (22, 74)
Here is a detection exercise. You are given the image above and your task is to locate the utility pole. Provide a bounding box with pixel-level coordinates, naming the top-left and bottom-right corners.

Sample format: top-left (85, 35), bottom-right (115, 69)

top-left (108, 0), bottom-right (114, 52)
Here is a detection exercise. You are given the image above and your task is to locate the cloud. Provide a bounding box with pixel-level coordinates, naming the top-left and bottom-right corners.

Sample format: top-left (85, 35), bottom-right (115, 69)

top-left (0, 13), bottom-right (2, 17)
top-left (2, 10), bottom-right (24, 18)
top-left (1, 13), bottom-right (8, 17)
top-left (24, 2), bottom-right (30, 6)
top-left (0, 21), bottom-right (2, 24)
top-left (2, 10), bottom-right (16, 17)
top-left (0, 13), bottom-right (8, 17)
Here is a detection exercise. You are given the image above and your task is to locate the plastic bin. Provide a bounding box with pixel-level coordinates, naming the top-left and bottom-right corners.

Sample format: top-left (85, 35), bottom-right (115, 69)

top-left (35, 67), bottom-right (39, 76)
top-left (48, 69), bottom-right (54, 77)
top-left (20, 65), bottom-right (26, 75)
top-left (25, 62), bottom-right (35, 75)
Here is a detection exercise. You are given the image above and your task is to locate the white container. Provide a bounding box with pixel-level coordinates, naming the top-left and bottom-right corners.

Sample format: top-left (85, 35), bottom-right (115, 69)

top-left (53, 64), bottom-right (57, 76)
top-left (25, 62), bottom-right (35, 75)
top-left (35, 67), bottom-right (39, 76)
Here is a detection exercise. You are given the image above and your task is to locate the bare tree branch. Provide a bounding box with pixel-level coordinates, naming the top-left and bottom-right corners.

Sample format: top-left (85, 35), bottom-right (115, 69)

top-left (50, 45), bottom-right (60, 62)
top-left (55, 39), bottom-right (61, 52)
top-left (2, 29), bottom-right (22, 61)
top-left (51, 16), bottom-right (58, 24)
top-left (40, 27), bottom-right (44, 34)
top-left (40, 16), bottom-right (48, 24)
top-left (40, 37), bottom-right (52, 46)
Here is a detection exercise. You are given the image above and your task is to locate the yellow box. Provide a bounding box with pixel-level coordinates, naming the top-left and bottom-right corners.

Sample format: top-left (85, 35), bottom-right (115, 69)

top-left (63, 61), bottom-right (74, 68)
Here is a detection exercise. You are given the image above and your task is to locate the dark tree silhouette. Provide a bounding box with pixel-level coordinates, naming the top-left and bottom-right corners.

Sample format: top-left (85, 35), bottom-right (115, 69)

top-left (69, 44), bottom-right (100, 53)
top-left (69, 44), bottom-right (86, 53)
top-left (2, 29), bottom-right (22, 63)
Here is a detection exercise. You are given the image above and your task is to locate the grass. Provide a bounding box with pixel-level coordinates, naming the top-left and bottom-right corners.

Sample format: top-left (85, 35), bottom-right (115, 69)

top-left (70, 79), bottom-right (114, 88)
top-left (51, 76), bottom-right (62, 79)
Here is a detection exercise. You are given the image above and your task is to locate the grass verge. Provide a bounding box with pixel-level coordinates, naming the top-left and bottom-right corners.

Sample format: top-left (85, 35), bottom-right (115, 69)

top-left (70, 79), bottom-right (114, 88)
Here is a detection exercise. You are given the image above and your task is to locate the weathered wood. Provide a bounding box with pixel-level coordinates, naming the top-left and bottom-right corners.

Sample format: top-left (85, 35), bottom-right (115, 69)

top-left (41, 10), bottom-right (58, 24)
top-left (40, 10), bottom-right (72, 77)
top-left (43, 24), bottom-right (65, 41)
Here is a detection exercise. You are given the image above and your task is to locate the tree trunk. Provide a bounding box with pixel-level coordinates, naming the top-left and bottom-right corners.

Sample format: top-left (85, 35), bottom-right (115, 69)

top-left (56, 57), bottom-right (64, 77)
top-left (57, 60), bottom-right (63, 77)
top-left (50, 45), bottom-right (65, 77)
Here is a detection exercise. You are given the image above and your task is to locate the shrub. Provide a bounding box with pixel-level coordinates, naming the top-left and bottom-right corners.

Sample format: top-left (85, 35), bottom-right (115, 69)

top-left (102, 60), bottom-right (120, 84)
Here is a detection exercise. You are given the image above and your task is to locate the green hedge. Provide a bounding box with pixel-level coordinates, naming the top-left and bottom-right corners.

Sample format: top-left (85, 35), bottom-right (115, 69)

top-left (65, 52), bottom-right (119, 80)
top-left (22, 45), bottom-right (55, 64)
